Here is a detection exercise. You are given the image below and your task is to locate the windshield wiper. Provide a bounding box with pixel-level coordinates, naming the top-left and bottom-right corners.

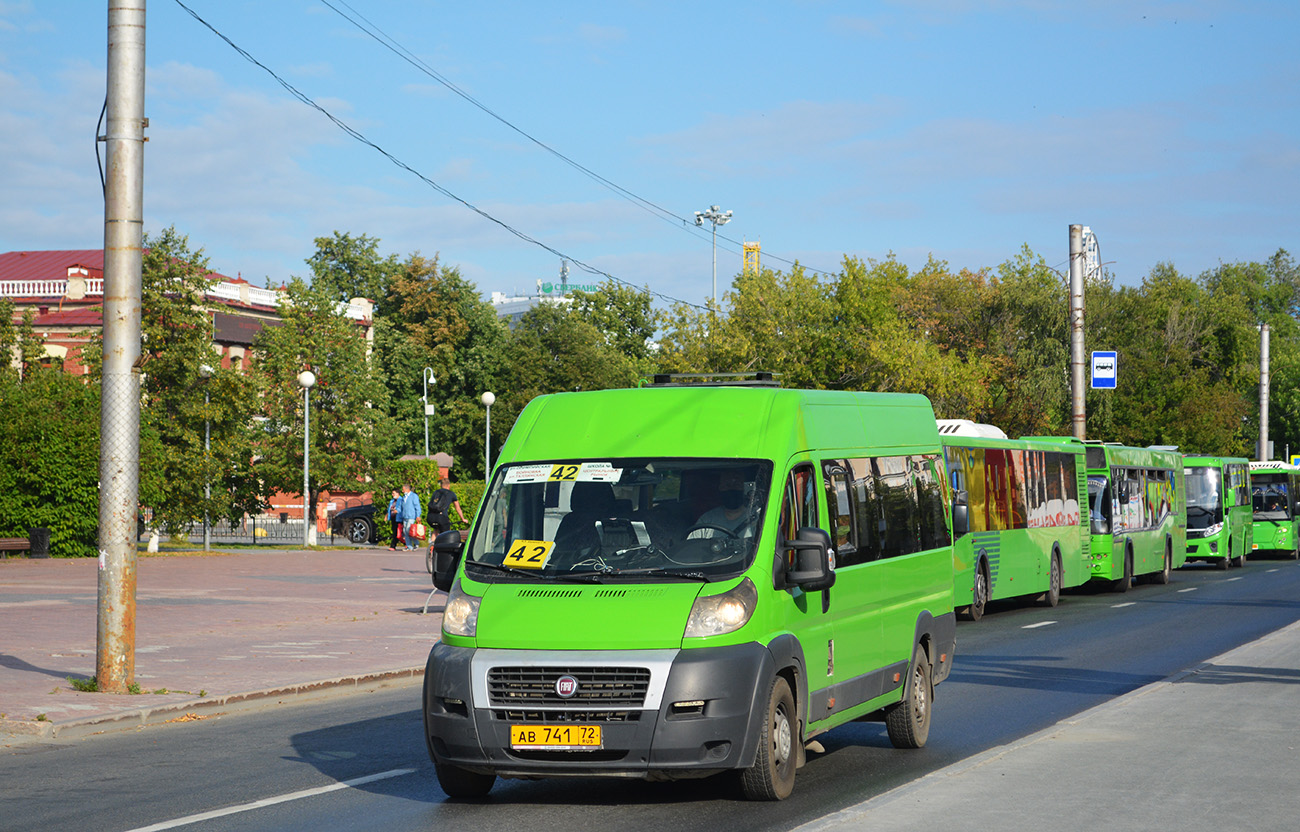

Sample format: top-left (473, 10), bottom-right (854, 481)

top-left (608, 567), bottom-right (713, 582)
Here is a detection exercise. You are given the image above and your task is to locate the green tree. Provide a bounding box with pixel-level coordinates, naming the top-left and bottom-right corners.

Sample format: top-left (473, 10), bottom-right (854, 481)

top-left (306, 231), bottom-right (401, 313)
top-left (252, 277), bottom-right (397, 518)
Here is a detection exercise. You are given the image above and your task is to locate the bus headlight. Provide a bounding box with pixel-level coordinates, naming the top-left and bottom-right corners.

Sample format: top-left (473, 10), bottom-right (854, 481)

top-left (442, 580), bottom-right (480, 638)
top-left (1203, 523), bottom-right (1223, 538)
top-left (685, 578), bottom-right (757, 638)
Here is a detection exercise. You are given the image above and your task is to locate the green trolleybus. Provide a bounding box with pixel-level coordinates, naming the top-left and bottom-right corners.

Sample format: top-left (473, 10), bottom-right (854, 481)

top-left (939, 421), bottom-right (1089, 620)
top-left (424, 384), bottom-right (957, 800)
top-left (1078, 442), bottom-right (1187, 590)
top-left (1249, 460), bottom-right (1300, 559)
top-left (1183, 456), bottom-right (1251, 569)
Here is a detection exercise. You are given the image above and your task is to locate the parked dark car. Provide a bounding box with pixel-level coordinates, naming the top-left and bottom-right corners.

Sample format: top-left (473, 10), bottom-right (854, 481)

top-left (331, 504), bottom-right (379, 545)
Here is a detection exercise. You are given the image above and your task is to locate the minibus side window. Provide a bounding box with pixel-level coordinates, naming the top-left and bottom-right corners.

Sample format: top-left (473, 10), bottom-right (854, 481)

top-left (780, 465), bottom-right (818, 571)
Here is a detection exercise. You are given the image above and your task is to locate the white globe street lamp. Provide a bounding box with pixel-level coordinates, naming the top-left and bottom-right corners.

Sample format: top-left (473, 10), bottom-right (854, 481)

top-left (298, 370), bottom-right (317, 547)
top-left (481, 391), bottom-right (496, 479)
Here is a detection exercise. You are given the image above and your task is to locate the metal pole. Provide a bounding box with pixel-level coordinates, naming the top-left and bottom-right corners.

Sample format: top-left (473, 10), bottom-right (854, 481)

top-left (203, 388), bottom-right (210, 551)
top-left (97, 0), bottom-right (146, 695)
top-left (423, 367), bottom-right (434, 459)
top-left (303, 385), bottom-right (310, 546)
top-left (1260, 324), bottom-right (1271, 461)
top-left (1068, 224), bottom-right (1086, 440)
top-left (711, 223), bottom-right (717, 308)
top-left (485, 403), bottom-right (491, 478)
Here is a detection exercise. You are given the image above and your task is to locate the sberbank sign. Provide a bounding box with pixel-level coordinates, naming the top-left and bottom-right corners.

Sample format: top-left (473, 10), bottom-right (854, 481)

top-left (541, 282), bottom-right (599, 295)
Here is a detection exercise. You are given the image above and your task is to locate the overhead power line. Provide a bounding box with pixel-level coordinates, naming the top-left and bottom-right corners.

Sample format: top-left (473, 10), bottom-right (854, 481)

top-left (320, 0), bottom-right (835, 279)
top-left (172, 0), bottom-right (710, 310)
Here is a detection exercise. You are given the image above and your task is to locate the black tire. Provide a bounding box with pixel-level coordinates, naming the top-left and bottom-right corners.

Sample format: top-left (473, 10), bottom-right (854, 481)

top-left (1231, 540), bottom-right (1246, 567)
top-left (1217, 551), bottom-right (1231, 570)
top-left (1040, 552), bottom-right (1062, 607)
top-left (964, 560), bottom-right (989, 622)
top-left (1110, 549), bottom-right (1133, 593)
top-left (426, 545), bottom-right (434, 575)
top-left (434, 759), bottom-right (496, 799)
top-left (740, 675), bottom-right (798, 801)
top-left (345, 517), bottom-right (373, 545)
top-left (885, 644), bottom-right (933, 749)
top-left (1151, 547), bottom-right (1172, 585)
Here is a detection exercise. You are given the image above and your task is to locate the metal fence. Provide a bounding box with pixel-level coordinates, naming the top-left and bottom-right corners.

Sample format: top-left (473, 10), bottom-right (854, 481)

top-left (139, 497), bottom-right (377, 547)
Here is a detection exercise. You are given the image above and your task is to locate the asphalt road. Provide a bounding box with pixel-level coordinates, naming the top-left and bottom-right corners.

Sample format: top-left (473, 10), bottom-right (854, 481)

top-left (5, 557), bottom-right (1299, 832)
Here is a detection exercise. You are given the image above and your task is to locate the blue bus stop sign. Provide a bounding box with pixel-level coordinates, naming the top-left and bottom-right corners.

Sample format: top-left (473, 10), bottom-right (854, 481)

top-left (1091, 351), bottom-right (1117, 389)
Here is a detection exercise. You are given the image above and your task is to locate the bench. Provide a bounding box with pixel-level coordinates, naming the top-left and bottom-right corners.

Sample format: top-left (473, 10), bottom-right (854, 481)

top-left (0, 537), bottom-right (33, 555)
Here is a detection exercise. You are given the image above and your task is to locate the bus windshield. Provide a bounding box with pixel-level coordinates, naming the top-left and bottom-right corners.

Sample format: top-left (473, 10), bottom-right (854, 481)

top-left (1252, 475), bottom-right (1292, 521)
top-left (465, 458), bottom-right (773, 583)
top-left (1087, 475), bottom-right (1111, 534)
top-left (1185, 468), bottom-right (1225, 530)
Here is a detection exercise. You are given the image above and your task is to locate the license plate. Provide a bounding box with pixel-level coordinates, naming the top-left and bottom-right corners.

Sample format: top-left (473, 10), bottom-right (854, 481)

top-left (510, 724), bottom-right (602, 750)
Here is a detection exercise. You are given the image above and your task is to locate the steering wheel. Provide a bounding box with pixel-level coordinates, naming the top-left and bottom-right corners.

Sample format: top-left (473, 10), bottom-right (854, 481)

top-left (686, 524), bottom-right (737, 540)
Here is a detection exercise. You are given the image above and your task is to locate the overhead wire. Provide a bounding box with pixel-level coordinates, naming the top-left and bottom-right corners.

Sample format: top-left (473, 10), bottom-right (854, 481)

top-left (172, 0), bottom-right (711, 310)
top-left (320, 0), bottom-right (836, 279)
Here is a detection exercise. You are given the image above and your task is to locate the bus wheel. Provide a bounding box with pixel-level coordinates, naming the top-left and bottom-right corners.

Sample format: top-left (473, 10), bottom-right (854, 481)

top-left (1040, 553), bottom-right (1061, 607)
top-left (886, 644), bottom-right (933, 749)
top-left (1110, 550), bottom-right (1133, 593)
top-left (1151, 547), bottom-right (1172, 585)
top-left (434, 759), bottom-right (496, 799)
top-left (964, 561), bottom-right (990, 622)
top-left (1217, 551), bottom-right (1231, 570)
top-left (741, 675), bottom-right (797, 800)
top-left (1231, 542), bottom-right (1246, 567)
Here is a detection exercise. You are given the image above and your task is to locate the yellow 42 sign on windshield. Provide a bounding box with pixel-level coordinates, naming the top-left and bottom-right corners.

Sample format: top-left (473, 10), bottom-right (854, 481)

top-left (503, 539), bottom-right (555, 569)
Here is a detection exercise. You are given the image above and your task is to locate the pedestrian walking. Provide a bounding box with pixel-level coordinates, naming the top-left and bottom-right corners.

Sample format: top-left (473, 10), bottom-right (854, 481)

top-left (427, 477), bottom-right (469, 537)
top-left (386, 489), bottom-right (402, 550)
top-left (400, 483), bottom-right (422, 551)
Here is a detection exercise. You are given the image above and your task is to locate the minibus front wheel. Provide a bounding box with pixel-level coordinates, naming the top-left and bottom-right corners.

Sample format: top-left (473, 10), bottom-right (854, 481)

top-left (740, 675), bottom-right (797, 800)
top-left (885, 644), bottom-right (932, 749)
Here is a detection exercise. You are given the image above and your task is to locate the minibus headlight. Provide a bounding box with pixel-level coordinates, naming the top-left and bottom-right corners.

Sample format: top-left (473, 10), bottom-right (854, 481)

top-left (442, 580), bottom-right (480, 638)
top-left (685, 578), bottom-right (757, 638)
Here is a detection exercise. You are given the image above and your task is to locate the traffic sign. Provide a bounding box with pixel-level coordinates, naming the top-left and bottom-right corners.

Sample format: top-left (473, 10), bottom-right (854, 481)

top-left (1091, 351), bottom-right (1117, 389)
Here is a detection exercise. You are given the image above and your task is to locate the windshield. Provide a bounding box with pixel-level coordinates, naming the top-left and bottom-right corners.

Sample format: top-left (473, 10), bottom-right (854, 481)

top-left (1252, 475), bottom-right (1292, 521)
top-left (1185, 468), bottom-right (1224, 529)
top-left (1087, 475), bottom-right (1111, 523)
top-left (465, 458), bottom-right (773, 583)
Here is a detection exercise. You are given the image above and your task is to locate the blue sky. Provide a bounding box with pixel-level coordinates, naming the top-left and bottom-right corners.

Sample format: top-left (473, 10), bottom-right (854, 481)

top-left (2, 1), bottom-right (1297, 309)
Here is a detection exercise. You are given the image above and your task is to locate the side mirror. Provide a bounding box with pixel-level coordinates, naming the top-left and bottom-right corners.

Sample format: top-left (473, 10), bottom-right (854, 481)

top-left (1090, 516), bottom-right (1110, 536)
top-left (432, 529), bottom-right (464, 592)
top-left (784, 527), bottom-right (836, 593)
top-left (952, 502), bottom-right (969, 537)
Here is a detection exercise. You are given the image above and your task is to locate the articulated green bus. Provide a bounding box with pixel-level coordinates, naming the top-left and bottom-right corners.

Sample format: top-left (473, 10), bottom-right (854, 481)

top-left (1249, 461), bottom-right (1300, 559)
top-left (1078, 443), bottom-right (1187, 590)
top-left (939, 423), bottom-right (1089, 620)
top-left (1183, 456), bottom-right (1251, 569)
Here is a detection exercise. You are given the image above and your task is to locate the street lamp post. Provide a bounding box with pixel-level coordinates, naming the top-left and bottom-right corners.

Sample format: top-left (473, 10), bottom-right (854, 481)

top-left (481, 391), bottom-right (496, 479)
top-left (298, 370), bottom-right (317, 547)
top-left (423, 367), bottom-right (436, 459)
top-left (694, 205), bottom-right (733, 307)
top-left (199, 364), bottom-right (214, 551)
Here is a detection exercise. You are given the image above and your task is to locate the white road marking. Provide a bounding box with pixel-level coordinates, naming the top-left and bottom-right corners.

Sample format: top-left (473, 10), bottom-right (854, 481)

top-left (1226, 576), bottom-right (1243, 582)
top-left (125, 768), bottom-right (416, 831)
top-left (1022, 621), bottom-right (1056, 629)
top-left (1178, 587), bottom-right (1198, 593)
top-left (1111, 602), bottom-right (1136, 608)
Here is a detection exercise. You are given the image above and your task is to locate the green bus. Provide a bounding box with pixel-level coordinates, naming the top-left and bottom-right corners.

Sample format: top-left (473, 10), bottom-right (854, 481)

top-left (1183, 456), bottom-right (1251, 569)
top-left (1249, 460), bottom-right (1300, 559)
top-left (939, 423), bottom-right (1090, 620)
top-left (424, 384), bottom-right (956, 800)
top-left (1077, 442), bottom-right (1187, 590)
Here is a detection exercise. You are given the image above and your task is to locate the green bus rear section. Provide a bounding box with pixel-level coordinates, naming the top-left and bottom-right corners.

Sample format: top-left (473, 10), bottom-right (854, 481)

top-left (490, 386), bottom-right (956, 726)
top-left (1183, 456), bottom-right (1252, 567)
top-left (1248, 461), bottom-right (1300, 559)
top-left (1081, 442), bottom-right (1187, 583)
top-left (942, 436), bottom-right (1090, 612)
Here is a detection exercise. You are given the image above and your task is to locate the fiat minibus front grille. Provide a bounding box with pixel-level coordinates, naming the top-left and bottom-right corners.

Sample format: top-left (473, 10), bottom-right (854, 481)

top-left (492, 709), bottom-right (642, 723)
top-left (487, 666), bottom-right (651, 706)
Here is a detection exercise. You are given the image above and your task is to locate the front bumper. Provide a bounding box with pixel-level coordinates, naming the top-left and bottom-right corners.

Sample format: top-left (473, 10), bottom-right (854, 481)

top-left (423, 642), bottom-right (773, 780)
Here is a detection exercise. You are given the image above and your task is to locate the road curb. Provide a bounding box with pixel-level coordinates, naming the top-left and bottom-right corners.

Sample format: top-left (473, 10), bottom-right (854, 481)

top-left (0, 666), bottom-right (425, 742)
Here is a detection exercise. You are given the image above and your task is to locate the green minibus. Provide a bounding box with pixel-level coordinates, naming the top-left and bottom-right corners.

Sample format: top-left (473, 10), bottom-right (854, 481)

top-left (1249, 461), bottom-right (1300, 559)
top-left (1077, 442), bottom-right (1187, 590)
top-left (424, 384), bottom-right (956, 800)
top-left (1183, 455), bottom-right (1251, 569)
top-left (940, 424), bottom-right (1090, 619)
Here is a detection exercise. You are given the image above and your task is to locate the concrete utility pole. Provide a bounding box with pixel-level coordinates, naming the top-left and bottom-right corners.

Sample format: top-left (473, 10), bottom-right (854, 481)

top-left (1260, 323), bottom-right (1271, 461)
top-left (97, 0), bottom-right (146, 694)
top-left (1069, 224), bottom-right (1086, 440)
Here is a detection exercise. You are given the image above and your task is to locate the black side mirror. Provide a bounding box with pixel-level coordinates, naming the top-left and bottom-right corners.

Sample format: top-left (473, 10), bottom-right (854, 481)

top-left (432, 529), bottom-right (464, 592)
top-left (784, 527), bottom-right (836, 593)
top-left (952, 502), bottom-right (969, 537)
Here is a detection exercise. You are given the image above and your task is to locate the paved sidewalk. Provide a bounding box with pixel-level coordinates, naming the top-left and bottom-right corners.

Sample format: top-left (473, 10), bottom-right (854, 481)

top-left (799, 618), bottom-right (1300, 832)
top-left (0, 547), bottom-right (443, 741)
